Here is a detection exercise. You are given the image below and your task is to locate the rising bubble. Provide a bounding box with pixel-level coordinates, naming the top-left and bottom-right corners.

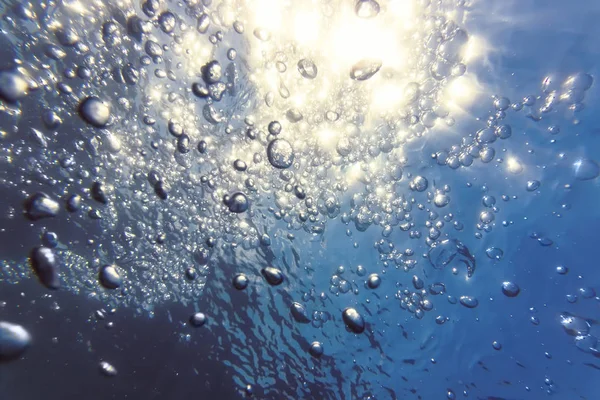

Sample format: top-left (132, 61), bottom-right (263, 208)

top-left (350, 59), bottom-right (382, 81)
top-left (99, 361), bottom-right (118, 377)
top-left (297, 59), bottom-right (318, 79)
top-left (0, 322), bottom-right (31, 362)
top-left (366, 274), bottom-right (381, 289)
top-left (459, 296), bottom-right (478, 309)
top-left (485, 247), bottom-right (504, 260)
top-left (572, 159), bottom-right (600, 181)
top-left (0, 71), bottom-right (29, 103)
top-left (29, 247), bottom-right (60, 290)
top-left (233, 274), bottom-right (249, 290)
top-left (261, 267), bottom-right (284, 286)
top-left (501, 281), bottom-right (520, 297)
top-left (79, 97), bottom-right (111, 128)
top-left (189, 313), bottom-right (207, 327)
top-left (24, 193), bottom-right (60, 220)
top-left (355, 0), bottom-right (380, 18)
top-left (267, 139), bottom-right (295, 169)
top-left (342, 307), bottom-right (365, 334)
top-left (99, 265), bottom-right (123, 290)
top-left (309, 341), bottom-right (324, 358)
top-left (290, 302), bottom-right (311, 324)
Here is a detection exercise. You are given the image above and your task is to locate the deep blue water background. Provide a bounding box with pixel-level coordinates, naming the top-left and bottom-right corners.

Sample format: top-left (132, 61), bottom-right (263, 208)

top-left (1, 0), bottom-right (600, 399)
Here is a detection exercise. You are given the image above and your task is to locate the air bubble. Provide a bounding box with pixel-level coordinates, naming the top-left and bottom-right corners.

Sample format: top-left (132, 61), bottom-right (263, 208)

top-left (158, 11), bottom-right (176, 33)
top-left (233, 160), bottom-right (247, 172)
top-left (99, 361), bottom-right (117, 377)
top-left (230, 274), bottom-right (249, 291)
top-left (485, 247), bottom-right (503, 260)
top-left (197, 14), bottom-right (210, 33)
top-left (566, 294), bottom-right (578, 303)
top-left (480, 147), bottom-right (495, 163)
top-left (559, 313), bottom-right (590, 336)
top-left (479, 211), bottom-right (494, 224)
top-left (526, 180), bottom-right (540, 191)
top-left (227, 48), bottom-right (237, 61)
top-left (267, 139), bottom-right (295, 169)
top-left (79, 97), bottom-right (111, 128)
top-left (0, 71), bottom-right (29, 103)
top-left (177, 134), bottom-right (191, 154)
top-left (29, 247), bottom-right (60, 290)
top-left (437, 29), bottom-right (468, 63)
top-left (91, 182), bottom-right (108, 204)
top-left (578, 287), bottom-right (595, 299)
top-left (99, 265), bottom-right (123, 290)
top-left (563, 73), bottom-right (593, 91)
top-left (261, 267), bottom-right (284, 286)
top-left (350, 59), bottom-right (382, 81)
top-left (556, 265), bottom-right (568, 275)
top-left (410, 176), bottom-right (428, 192)
top-left (254, 28), bottom-right (271, 41)
top-left (145, 40), bottom-right (162, 57)
top-left (24, 193), bottom-right (60, 220)
top-left (459, 296), bottom-right (478, 308)
top-left (493, 97), bottom-right (510, 111)
top-left (185, 267), bottom-right (197, 281)
top-left (197, 140), bottom-right (208, 154)
top-left (233, 21), bottom-right (244, 34)
top-left (355, 0), bottom-right (380, 18)
top-left (366, 274), bottom-right (381, 289)
top-left (42, 232), bottom-right (58, 248)
top-left (433, 193), bottom-right (450, 207)
top-left (309, 341), bottom-right (324, 358)
top-left (476, 128), bottom-right (496, 144)
top-left (342, 307), bottom-right (365, 334)
top-left (66, 195), bottom-right (82, 213)
top-left (482, 195), bottom-right (496, 207)
top-left (495, 125), bottom-right (512, 139)
top-left (189, 312), bottom-right (207, 327)
top-left (227, 192), bottom-right (249, 213)
top-left (501, 281), bottom-right (520, 297)
top-left (572, 159), bottom-right (599, 181)
top-left (202, 60), bottom-right (222, 85)
top-left (412, 275), bottom-right (424, 290)
top-left (290, 302), bottom-right (311, 323)
top-left (0, 322), bottom-right (31, 362)
top-left (356, 265), bottom-right (366, 276)
top-left (297, 59), bottom-right (318, 79)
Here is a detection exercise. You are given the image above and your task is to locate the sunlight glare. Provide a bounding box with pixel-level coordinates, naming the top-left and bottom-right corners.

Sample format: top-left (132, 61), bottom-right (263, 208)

top-left (294, 11), bottom-right (321, 45)
top-left (253, 0), bottom-right (284, 32)
top-left (462, 35), bottom-right (489, 63)
top-left (443, 76), bottom-right (483, 111)
top-left (317, 128), bottom-right (339, 149)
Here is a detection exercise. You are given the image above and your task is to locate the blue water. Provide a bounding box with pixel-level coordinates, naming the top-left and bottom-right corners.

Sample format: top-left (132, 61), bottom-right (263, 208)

top-left (1, 0), bottom-right (600, 399)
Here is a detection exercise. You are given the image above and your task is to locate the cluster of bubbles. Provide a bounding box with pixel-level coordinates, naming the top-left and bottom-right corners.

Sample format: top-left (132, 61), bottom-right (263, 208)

top-left (433, 72), bottom-right (597, 175)
top-left (396, 273), bottom-right (433, 319)
top-left (0, 0), bottom-right (498, 315)
top-left (328, 265), bottom-right (354, 296)
top-left (0, 0), bottom-right (598, 397)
